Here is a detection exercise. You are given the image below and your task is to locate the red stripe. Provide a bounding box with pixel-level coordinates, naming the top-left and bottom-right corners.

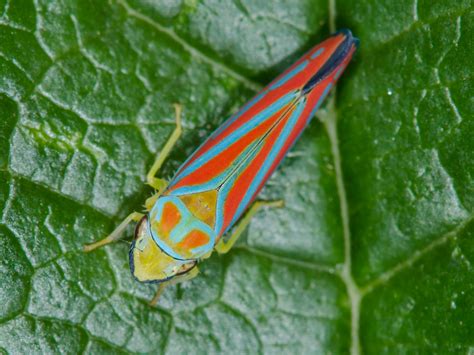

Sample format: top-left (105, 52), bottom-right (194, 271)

top-left (169, 105), bottom-right (290, 192)
top-left (251, 73), bottom-right (340, 198)
top-left (176, 34), bottom-right (348, 176)
top-left (166, 32), bottom-right (356, 240)
top-left (221, 106), bottom-right (297, 233)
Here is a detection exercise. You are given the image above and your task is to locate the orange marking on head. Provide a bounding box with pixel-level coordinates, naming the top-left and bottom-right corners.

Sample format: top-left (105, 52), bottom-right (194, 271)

top-left (161, 202), bottom-right (181, 235)
top-left (178, 230), bottom-right (210, 249)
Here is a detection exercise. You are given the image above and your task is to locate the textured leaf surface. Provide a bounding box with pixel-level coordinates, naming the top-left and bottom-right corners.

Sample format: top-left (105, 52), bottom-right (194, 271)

top-left (0, 0), bottom-right (472, 354)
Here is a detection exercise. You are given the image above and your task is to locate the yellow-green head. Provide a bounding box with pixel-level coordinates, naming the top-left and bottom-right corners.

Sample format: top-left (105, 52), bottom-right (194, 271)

top-left (129, 215), bottom-right (196, 283)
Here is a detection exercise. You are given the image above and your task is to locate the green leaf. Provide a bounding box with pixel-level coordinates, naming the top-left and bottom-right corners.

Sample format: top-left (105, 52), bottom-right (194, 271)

top-left (0, 0), bottom-right (472, 353)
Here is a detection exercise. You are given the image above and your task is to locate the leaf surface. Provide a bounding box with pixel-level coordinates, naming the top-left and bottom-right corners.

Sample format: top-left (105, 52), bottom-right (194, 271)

top-left (0, 0), bottom-right (472, 353)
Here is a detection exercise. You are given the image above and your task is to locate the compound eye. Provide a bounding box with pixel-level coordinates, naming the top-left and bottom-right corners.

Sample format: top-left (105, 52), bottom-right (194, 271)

top-left (134, 215), bottom-right (148, 243)
top-left (136, 236), bottom-right (147, 251)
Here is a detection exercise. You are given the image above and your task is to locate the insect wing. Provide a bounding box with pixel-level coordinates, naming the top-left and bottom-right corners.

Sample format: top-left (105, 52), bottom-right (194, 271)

top-left (166, 30), bottom-right (358, 237)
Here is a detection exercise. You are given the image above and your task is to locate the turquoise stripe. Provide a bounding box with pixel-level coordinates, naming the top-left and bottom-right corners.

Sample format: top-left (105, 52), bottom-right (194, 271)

top-left (149, 195), bottom-right (217, 260)
top-left (229, 99), bottom-right (306, 228)
top-left (310, 47), bottom-right (325, 59)
top-left (170, 141), bottom-right (261, 197)
top-left (170, 174), bottom-right (223, 196)
top-left (269, 60), bottom-right (309, 90)
top-left (308, 83), bottom-right (332, 119)
top-left (149, 196), bottom-right (191, 226)
top-left (214, 143), bottom-right (262, 234)
top-left (149, 196), bottom-right (189, 260)
top-left (215, 172), bottom-right (237, 234)
top-left (168, 89), bottom-right (270, 189)
top-left (211, 89), bottom-right (269, 137)
top-left (334, 67), bottom-right (344, 80)
top-left (172, 93), bottom-right (296, 184)
top-left (170, 218), bottom-right (215, 246)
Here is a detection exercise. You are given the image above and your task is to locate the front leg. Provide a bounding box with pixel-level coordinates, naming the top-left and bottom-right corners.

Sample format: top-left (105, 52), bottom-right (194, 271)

top-left (147, 103), bottom-right (182, 191)
top-left (84, 212), bottom-right (145, 252)
top-left (145, 192), bottom-right (161, 211)
top-left (149, 266), bottom-right (200, 306)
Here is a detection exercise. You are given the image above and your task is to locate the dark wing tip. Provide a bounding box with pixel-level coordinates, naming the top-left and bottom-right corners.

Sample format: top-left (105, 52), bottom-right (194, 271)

top-left (332, 28), bottom-right (360, 49)
top-left (301, 29), bottom-right (358, 94)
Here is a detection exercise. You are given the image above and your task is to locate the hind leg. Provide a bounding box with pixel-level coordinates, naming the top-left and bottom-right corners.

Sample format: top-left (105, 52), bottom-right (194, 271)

top-left (215, 200), bottom-right (284, 254)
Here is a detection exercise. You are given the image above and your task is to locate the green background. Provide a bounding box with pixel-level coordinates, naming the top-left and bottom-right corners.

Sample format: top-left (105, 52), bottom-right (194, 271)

top-left (0, 0), bottom-right (472, 353)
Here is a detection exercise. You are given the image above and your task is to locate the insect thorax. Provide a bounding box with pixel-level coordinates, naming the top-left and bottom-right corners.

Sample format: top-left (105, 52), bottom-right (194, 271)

top-left (148, 192), bottom-right (218, 260)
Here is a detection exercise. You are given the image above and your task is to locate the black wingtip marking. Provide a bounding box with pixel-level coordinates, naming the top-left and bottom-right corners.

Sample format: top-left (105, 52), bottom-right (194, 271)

top-left (302, 29), bottom-right (358, 94)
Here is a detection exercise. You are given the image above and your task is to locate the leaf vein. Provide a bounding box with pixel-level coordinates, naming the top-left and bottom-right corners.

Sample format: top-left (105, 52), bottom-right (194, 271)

top-left (361, 214), bottom-right (474, 295)
top-left (235, 245), bottom-right (337, 274)
top-left (117, 0), bottom-right (263, 92)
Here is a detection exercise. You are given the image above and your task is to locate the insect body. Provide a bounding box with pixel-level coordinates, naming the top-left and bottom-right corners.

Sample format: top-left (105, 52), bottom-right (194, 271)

top-left (85, 29), bottom-right (358, 303)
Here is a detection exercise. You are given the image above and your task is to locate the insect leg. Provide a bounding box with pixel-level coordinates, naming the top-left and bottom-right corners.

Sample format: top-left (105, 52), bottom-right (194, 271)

top-left (144, 192), bottom-right (161, 211)
top-left (215, 200), bottom-right (284, 254)
top-left (147, 103), bottom-right (183, 191)
top-left (149, 266), bottom-right (200, 306)
top-left (84, 212), bottom-right (145, 252)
